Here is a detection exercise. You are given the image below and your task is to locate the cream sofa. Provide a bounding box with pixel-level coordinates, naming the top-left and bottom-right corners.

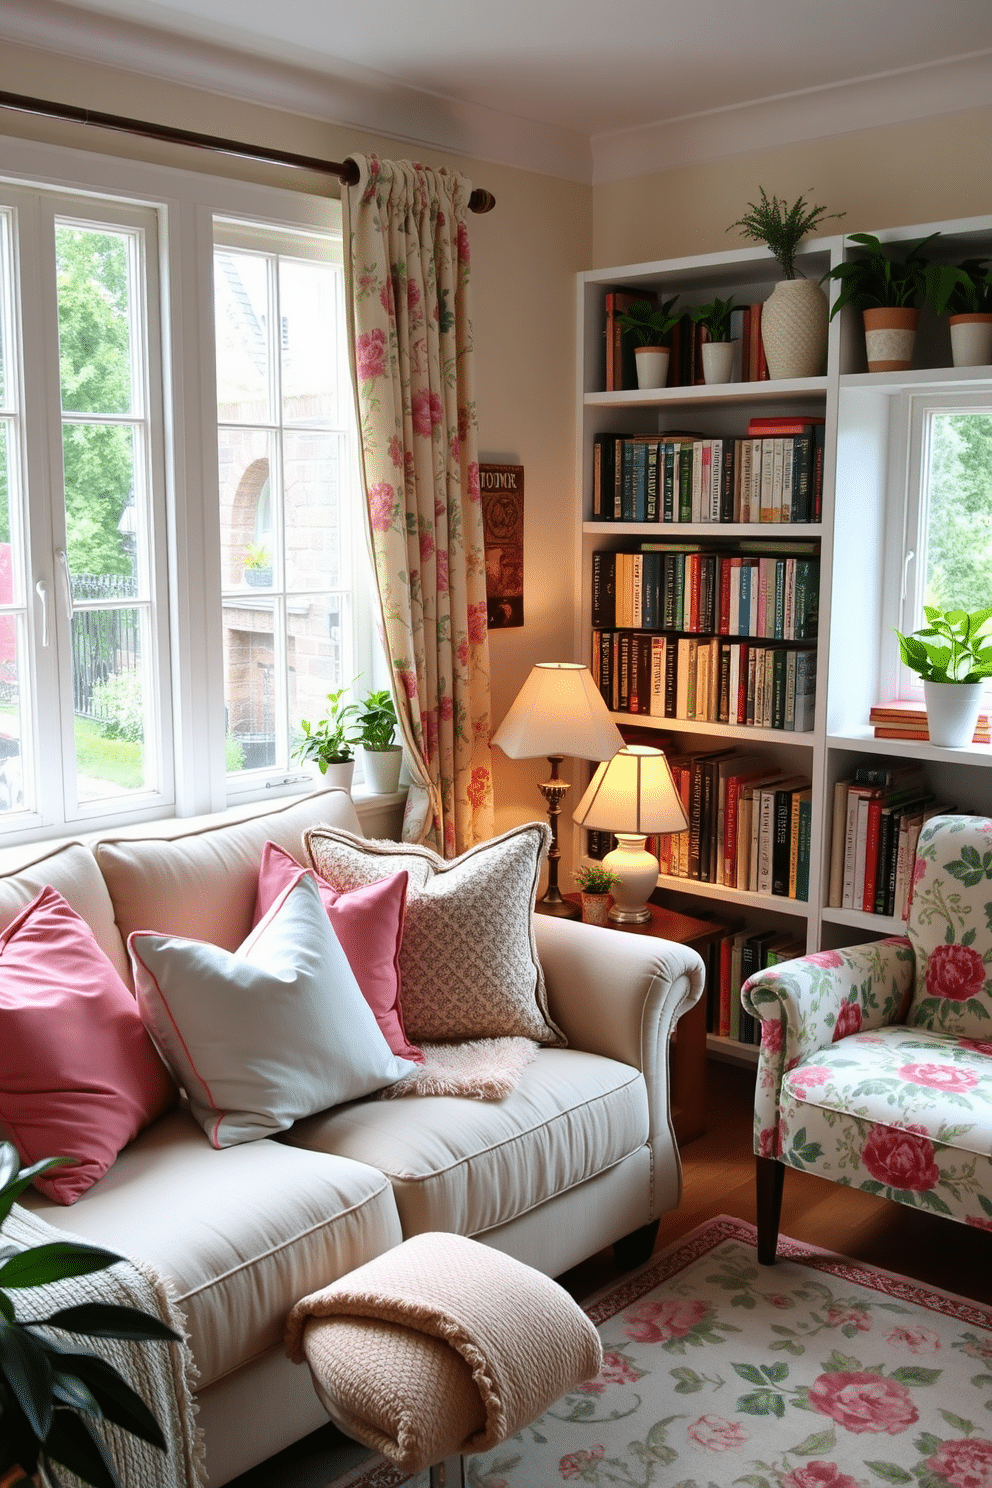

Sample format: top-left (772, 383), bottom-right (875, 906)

top-left (8, 790), bottom-right (704, 1484)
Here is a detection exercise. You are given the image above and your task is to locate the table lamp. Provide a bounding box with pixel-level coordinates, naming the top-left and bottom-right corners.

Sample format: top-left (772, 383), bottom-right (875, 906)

top-left (491, 662), bottom-right (623, 918)
top-left (572, 745), bottom-right (688, 924)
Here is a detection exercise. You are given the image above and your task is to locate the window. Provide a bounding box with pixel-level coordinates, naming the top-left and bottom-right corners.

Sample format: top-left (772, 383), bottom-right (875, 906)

top-left (897, 393), bottom-right (992, 696)
top-left (0, 137), bottom-right (367, 842)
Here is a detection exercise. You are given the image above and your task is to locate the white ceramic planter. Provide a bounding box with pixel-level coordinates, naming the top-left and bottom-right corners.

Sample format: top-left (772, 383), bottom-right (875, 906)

top-left (701, 340), bottom-right (736, 384)
top-left (923, 679), bottom-right (985, 748)
top-left (361, 744), bottom-right (403, 793)
top-left (760, 278), bottom-right (828, 380)
top-left (950, 314), bottom-right (992, 369)
top-left (634, 346), bottom-right (670, 389)
top-left (320, 759), bottom-right (355, 793)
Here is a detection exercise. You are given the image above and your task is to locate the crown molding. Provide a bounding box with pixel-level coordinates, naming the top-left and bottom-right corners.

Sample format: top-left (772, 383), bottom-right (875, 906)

top-left (591, 51), bottom-right (992, 184)
top-left (0, 0), bottom-right (592, 183)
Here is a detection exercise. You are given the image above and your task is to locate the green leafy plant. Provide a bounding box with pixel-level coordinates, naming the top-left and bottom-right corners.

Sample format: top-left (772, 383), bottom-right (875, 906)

top-left (727, 189), bottom-right (844, 280)
top-left (823, 231), bottom-right (940, 317)
top-left (616, 294), bottom-right (681, 347)
top-left (575, 863), bottom-right (620, 895)
top-left (293, 683), bottom-right (359, 768)
top-left (355, 688), bottom-right (398, 751)
top-left (688, 295), bottom-right (738, 342)
top-left (243, 541), bottom-right (270, 572)
top-left (0, 1142), bottom-right (179, 1488)
top-left (927, 257), bottom-right (992, 317)
top-left (895, 605), bottom-right (992, 683)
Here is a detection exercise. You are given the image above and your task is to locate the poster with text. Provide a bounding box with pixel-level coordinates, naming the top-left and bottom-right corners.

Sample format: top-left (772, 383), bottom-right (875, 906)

top-left (480, 463), bottom-right (524, 629)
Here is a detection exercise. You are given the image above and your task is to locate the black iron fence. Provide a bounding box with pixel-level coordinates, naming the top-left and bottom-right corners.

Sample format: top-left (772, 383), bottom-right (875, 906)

top-left (71, 574), bottom-right (140, 723)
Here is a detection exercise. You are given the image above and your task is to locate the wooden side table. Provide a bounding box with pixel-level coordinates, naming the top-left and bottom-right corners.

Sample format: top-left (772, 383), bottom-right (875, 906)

top-left (564, 896), bottom-right (728, 1144)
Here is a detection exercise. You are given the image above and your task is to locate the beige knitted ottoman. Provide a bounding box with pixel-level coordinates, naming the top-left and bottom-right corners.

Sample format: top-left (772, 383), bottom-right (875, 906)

top-left (285, 1231), bottom-right (603, 1487)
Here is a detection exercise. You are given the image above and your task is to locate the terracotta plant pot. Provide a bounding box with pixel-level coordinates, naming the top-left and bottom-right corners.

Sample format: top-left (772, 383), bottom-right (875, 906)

top-left (760, 278), bottom-right (828, 380)
top-left (634, 346), bottom-right (670, 389)
top-left (862, 306), bottom-right (919, 372)
top-left (949, 313), bottom-right (992, 369)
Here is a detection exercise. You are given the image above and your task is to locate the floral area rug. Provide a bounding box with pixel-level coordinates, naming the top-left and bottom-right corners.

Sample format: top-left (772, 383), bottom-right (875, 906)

top-left (325, 1215), bottom-right (992, 1488)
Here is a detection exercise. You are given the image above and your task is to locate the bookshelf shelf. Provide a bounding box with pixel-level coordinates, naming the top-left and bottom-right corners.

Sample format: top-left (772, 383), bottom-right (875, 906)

top-left (584, 522), bottom-right (826, 539)
top-left (826, 730), bottom-right (992, 768)
top-left (821, 905), bottom-right (907, 936)
top-left (616, 713), bottom-right (817, 747)
top-left (656, 873), bottom-right (813, 917)
top-left (707, 1034), bottom-right (759, 1067)
top-left (584, 376), bottom-right (829, 410)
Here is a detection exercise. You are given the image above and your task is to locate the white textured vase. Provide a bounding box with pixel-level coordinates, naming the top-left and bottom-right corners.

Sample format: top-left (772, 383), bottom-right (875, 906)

top-left (634, 346), bottom-right (670, 389)
top-left (949, 314), bottom-right (992, 369)
top-left (923, 680), bottom-right (985, 748)
top-left (701, 340), bottom-right (736, 384)
top-left (759, 278), bottom-right (828, 380)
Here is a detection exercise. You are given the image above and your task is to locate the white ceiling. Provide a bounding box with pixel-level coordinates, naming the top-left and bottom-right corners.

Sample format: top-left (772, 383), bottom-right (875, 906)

top-left (4, 0), bottom-right (992, 182)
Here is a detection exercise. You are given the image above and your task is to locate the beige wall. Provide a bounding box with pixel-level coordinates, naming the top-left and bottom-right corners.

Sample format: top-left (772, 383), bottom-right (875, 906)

top-left (593, 107), bottom-right (992, 268)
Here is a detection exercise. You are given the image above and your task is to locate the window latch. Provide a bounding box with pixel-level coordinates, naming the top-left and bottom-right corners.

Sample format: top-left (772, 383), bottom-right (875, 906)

top-left (57, 550), bottom-right (74, 620)
top-left (901, 550), bottom-right (915, 604)
top-left (35, 580), bottom-right (49, 647)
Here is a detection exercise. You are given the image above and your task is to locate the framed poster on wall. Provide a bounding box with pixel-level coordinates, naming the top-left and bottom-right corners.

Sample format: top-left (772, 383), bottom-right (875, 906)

top-left (479, 463), bottom-right (524, 629)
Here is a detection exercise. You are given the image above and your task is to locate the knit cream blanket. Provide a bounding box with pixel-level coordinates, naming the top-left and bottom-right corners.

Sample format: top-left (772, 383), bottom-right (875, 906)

top-left (5, 1205), bottom-right (203, 1488)
top-left (285, 1231), bottom-right (603, 1475)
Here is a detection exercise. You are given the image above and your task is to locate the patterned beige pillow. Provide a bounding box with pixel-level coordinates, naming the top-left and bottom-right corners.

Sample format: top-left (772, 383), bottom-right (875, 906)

top-left (303, 823), bottom-right (565, 1046)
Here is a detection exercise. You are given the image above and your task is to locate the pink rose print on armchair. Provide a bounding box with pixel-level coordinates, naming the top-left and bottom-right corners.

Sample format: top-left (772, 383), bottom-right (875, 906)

top-left (808, 1371), bottom-right (918, 1435)
top-left (927, 1438), bottom-right (992, 1488)
top-left (833, 999), bottom-right (863, 1041)
top-left (783, 1464), bottom-right (860, 1488)
top-left (926, 942), bottom-right (987, 1003)
top-left (898, 1062), bottom-right (978, 1093)
top-left (861, 1124), bottom-right (940, 1192)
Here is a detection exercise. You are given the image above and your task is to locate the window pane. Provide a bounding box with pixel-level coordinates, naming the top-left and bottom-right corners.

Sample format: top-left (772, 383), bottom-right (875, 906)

top-left (219, 427), bottom-right (276, 588)
top-left (280, 257), bottom-right (338, 425)
top-left (288, 595), bottom-right (346, 747)
top-left (215, 250), bottom-right (272, 424)
top-left (62, 422), bottom-right (140, 587)
top-left (0, 622), bottom-right (27, 814)
top-left (56, 225), bottom-right (133, 415)
top-left (285, 430), bottom-right (345, 591)
top-left (0, 212), bottom-right (10, 411)
top-left (223, 598), bottom-right (277, 771)
top-left (923, 411), bottom-right (992, 613)
top-left (72, 607), bottom-right (149, 802)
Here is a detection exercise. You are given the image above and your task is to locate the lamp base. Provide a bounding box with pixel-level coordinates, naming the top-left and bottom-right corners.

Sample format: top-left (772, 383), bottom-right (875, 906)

top-left (535, 894), bottom-right (581, 919)
top-left (603, 835), bottom-right (659, 925)
top-left (607, 903), bottom-right (653, 925)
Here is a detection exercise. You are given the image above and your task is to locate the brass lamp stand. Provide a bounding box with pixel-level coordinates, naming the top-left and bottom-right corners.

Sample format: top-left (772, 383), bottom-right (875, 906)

top-left (535, 754), bottom-right (576, 917)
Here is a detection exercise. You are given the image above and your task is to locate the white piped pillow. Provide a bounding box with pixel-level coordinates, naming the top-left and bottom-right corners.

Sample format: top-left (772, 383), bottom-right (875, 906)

top-left (129, 874), bottom-right (417, 1147)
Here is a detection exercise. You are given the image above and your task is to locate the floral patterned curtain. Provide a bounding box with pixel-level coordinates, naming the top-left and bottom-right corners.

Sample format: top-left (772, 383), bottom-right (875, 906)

top-left (343, 156), bottom-right (495, 854)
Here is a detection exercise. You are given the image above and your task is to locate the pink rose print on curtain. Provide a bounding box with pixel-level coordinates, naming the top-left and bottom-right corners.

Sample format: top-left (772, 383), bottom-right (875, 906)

top-left (466, 766), bottom-right (490, 810)
top-left (687, 1415), bottom-right (750, 1451)
top-left (356, 328), bottom-right (387, 380)
top-left (783, 1464), bottom-right (860, 1488)
top-left (625, 1298), bottom-right (711, 1344)
top-left (926, 943), bottom-right (987, 1002)
top-left (927, 1438), bottom-right (992, 1488)
top-left (833, 1001), bottom-right (863, 1040)
top-left (808, 1371), bottom-right (918, 1434)
top-left (412, 388), bottom-right (443, 438)
top-left (467, 602), bottom-right (488, 645)
top-left (368, 482), bottom-right (396, 533)
top-left (861, 1124), bottom-right (939, 1191)
top-left (898, 1063), bottom-right (978, 1093)
top-left (436, 548), bottom-right (449, 592)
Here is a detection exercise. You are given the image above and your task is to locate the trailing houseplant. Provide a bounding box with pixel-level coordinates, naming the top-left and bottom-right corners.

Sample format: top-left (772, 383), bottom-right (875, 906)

top-left (293, 683), bottom-right (359, 786)
top-left (0, 1143), bottom-right (179, 1488)
top-left (355, 687), bottom-right (402, 794)
top-left (615, 295), bottom-right (681, 389)
top-left (822, 230), bottom-right (941, 372)
top-left (727, 188), bottom-right (844, 379)
top-left (688, 295), bottom-right (738, 383)
top-left (894, 605), bottom-right (992, 747)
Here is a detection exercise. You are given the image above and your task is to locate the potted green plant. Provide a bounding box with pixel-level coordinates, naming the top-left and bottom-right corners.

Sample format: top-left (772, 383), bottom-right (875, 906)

top-left (822, 230), bottom-right (940, 371)
top-left (894, 605), bottom-right (992, 746)
top-left (727, 189), bottom-right (844, 379)
top-left (926, 257), bottom-right (992, 368)
top-left (243, 541), bottom-right (272, 588)
top-left (0, 1143), bottom-right (179, 1488)
top-left (688, 295), bottom-right (739, 384)
top-left (574, 862), bottom-right (620, 925)
top-left (355, 686), bottom-right (402, 794)
top-left (293, 683), bottom-right (359, 791)
top-left (615, 295), bottom-right (680, 390)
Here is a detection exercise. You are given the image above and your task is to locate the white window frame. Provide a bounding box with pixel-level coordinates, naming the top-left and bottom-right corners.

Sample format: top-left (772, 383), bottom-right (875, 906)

top-left (0, 130), bottom-right (373, 843)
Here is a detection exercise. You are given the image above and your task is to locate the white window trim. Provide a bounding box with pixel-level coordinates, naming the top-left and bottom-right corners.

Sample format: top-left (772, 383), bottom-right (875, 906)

top-left (0, 130), bottom-right (376, 843)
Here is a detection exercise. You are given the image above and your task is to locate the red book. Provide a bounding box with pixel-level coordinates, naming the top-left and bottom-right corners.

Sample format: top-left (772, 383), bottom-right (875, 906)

top-left (687, 554), bottom-right (701, 632)
top-left (719, 935), bottom-right (733, 1037)
top-left (736, 643), bottom-right (750, 723)
top-left (747, 416), bottom-right (825, 432)
top-left (862, 798), bottom-right (884, 912)
top-left (718, 556), bottom-right (733, 634)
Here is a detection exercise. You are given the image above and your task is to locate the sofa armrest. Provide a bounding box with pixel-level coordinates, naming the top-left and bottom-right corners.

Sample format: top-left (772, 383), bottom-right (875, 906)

top-left (741, 936), bottom-right (915, 1156)
top-left (534, 913), bottom-right (704, 1137)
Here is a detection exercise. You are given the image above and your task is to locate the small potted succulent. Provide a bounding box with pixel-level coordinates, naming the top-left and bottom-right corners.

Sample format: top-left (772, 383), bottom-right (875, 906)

top-left (0, 1143), bottom-right (179, 1488)
top-left (293, 684), bottom-right (359, 791)
top-left (822, 231), bottom-right (940, 372)
top-left (355, 686), bottom-right (402, 794)
top-left (615, 295), bottom-right (681, 390)
top-left (575, 862), bottom-right (620, 926)
top-left (243, 541), bottom-right (272, 588)
top-left (894, 605), bottom-right (992, 747)
top-left (727, 189), bottom-right (844, 379)
top-left (688, 295), bottom-right (739, 384)
top-left (926, 256), bottom-right (992, 368)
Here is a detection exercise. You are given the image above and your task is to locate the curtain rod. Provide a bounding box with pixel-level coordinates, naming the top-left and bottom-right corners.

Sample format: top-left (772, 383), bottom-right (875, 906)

top-left (0, 89), bottom-right (497, 213)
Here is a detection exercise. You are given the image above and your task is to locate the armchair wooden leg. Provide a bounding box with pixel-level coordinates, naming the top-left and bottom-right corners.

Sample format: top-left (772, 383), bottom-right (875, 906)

top-left (756, 1156), bottom-right (784, 1265)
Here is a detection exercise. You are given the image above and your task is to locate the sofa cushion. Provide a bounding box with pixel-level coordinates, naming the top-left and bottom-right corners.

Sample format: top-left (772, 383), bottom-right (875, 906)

top-left (0, 838), bottom-right (129, 984)
top-left (253, 842), bottom-right (421, 1063)
top-left (130, 876), bottom-right (417, 1147)
top-left (304, 822), bottom-right (564, 1046)
top-left (19, 1106), bottom-right (404, 1389)
top-left (0, 886), bottom-right (177, 1203)
top-left (287, 1048), bottom-right (647, 1238)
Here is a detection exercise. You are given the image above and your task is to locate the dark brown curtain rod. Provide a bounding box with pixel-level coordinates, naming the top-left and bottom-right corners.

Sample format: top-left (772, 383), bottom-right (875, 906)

top-left (0, 89), bottom-right (496, 213)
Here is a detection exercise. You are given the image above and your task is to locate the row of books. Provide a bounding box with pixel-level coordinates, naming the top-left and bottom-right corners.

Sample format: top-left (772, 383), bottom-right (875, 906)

top-left (826, 763), bottom-right (951, 920)
top-left (603, 294), bottom-right (769, 391)
top-left (592, 631), bottom-right (817, 732)
top-left (711, 927), bottom-right (806, 1043)
top-left (591, 545), bottom-right (819, 640)
top-left (591, 421), bottom-right (825, 525)
top-left (869, 698), bottom-right (991, 744)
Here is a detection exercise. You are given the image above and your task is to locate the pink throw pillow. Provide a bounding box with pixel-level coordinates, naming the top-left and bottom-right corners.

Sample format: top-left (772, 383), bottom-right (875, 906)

top-left (253, 842), bottom-right (421, 1063)
top-left (0, 886), bottom-right (178, 1204)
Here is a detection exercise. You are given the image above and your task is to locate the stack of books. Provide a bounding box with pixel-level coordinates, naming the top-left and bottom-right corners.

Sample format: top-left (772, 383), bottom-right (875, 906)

top-left (712, 927), bottom-right (806, 1042)
top-left (827, 762), bottom-right (951, 920)
top-left (869, 698), bottom-right (991, 744)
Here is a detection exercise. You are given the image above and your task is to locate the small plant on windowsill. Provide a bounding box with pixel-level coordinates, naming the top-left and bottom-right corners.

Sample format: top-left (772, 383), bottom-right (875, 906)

top-left (293, 684), bottom-right (360, 779)
top-left (243, 542), bottom-right (272, 588)
top-left (355, 687), bottom-right (403, 795)
top-left (895, 605), bottom-right (992, 748)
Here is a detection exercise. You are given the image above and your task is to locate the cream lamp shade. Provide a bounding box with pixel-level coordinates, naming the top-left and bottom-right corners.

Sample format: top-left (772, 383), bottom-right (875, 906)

top-left (491, 663), bottom-right (623, 918)
top-left (572, 745), bottom-right (688, 924)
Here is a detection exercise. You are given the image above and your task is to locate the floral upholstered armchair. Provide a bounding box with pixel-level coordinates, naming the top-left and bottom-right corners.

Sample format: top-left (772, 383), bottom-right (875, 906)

top-left (741, 814), bottom-right (992, 1263)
